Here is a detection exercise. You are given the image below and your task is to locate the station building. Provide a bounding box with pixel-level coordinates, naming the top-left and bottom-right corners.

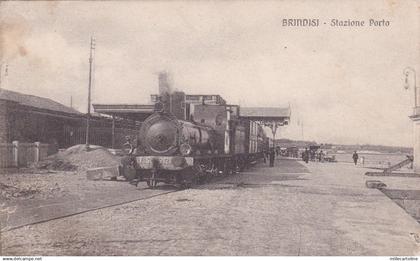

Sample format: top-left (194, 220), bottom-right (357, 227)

top-left (0, 88), bottom-right (137, 149)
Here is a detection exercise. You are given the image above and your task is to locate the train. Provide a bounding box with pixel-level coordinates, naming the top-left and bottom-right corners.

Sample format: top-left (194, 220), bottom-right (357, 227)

top-left (121, 95), bottom-right (269, 188)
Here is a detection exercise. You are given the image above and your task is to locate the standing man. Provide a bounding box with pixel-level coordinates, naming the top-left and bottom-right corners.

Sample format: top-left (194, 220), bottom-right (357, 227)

top-left (352, 151), bottom-right (359, 165)
top-left (263, 149), bottom-right (267, 163)
top-left (319, 150), bottom-right (324, 162)
top-left (269, 148), bottom-right (275, 167)
top-left (303, 148), bottom-right (309, 163)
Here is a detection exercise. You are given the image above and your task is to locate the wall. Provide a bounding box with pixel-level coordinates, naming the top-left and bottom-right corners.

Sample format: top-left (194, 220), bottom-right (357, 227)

top-left (413, 120), bottom-right (420, 173)
top-left (0, 99), bottom-right (10, 143)
top-left (0, 143), bottom-right (13, 168)
top-left (63, 125), bottom-right (138, 149)
top-left (0, 142), bottom-right (57, 168)
top-left (5, 104), bottom-right (138, 149)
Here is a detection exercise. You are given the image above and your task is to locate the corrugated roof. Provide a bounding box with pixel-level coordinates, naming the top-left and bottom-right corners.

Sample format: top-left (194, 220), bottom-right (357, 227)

top-left (92, 104), bottom-right (155, 113)
top-left (240, 107), bottom-right (291, 118)
top-left (0, 89), bottom-right (81, 115)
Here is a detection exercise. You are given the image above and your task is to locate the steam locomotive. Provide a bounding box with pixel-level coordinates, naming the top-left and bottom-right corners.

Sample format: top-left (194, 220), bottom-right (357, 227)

top-left (122, 94), bottom-right (269, 188)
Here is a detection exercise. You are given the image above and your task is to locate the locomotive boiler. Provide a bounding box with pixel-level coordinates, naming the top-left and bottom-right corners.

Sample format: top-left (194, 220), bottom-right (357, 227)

top-left (138, 112), bottom-right (217, 157)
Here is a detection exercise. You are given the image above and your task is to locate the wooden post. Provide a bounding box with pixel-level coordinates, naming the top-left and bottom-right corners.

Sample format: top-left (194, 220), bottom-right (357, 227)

top-left (12, 140), bottom-right (18, 167)
top-left (86, 37), bottom-right (95, 149)
top-left (111, 115), bottom-right (115, 149)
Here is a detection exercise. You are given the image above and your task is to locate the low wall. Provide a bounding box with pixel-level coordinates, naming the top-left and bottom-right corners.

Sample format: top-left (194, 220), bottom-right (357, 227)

top-left (0, 141), bottom-right (58, 168)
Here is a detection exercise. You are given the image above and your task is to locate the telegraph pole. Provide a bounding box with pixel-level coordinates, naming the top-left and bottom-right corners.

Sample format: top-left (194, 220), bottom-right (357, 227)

top-left (0, 63), bottom-right (7, 90)
top-left (0, 63), bottom-right (2, 89)
top-left (404, 67), bottom-right (419, 173)
top-left (86, 36), bottom-right (95, 149)
top-left (301, 120), bottom-right (304, 140)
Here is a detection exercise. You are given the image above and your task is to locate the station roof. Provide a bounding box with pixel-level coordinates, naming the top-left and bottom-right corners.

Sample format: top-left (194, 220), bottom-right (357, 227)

top-left (0, 88), bottom-right (81, 115)
top-left (92, 104), bottom-right (154, 121)
top-left (93, 103), bottom-right (291, 123)
top-left (240, 107), bottom-right (291, 121)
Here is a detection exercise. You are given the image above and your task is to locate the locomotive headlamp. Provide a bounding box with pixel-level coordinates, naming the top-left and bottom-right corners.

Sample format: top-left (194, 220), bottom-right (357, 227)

top-left (180, 143), bottom-right (192, 156)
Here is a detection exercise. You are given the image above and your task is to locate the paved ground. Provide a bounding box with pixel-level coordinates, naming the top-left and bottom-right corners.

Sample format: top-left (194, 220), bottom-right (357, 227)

top-left (1, 159), bottom-right (420, 255)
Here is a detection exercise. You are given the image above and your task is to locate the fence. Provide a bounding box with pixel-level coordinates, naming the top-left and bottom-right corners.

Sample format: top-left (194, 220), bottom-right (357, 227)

top-left (0, 141), bottom-right (58, 168)
top-left (62, 126), bottom-right (138, 149)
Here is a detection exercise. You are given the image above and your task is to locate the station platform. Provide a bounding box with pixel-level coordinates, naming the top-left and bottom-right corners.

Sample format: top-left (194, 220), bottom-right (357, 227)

top-left (253, 159), bottom-right (420, 255)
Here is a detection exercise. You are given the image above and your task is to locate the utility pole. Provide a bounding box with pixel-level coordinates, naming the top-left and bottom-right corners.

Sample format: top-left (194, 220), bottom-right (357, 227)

top-left (0, 63), bottom-right (7, 90)
top-left (301, 120), bottom-right (304, 140)
top-left (0, 63), bottom-right (2, 89)
top-left (86, 36), bottom-right (95, 149)
top-left (404, 67), bottom-right (418, 173)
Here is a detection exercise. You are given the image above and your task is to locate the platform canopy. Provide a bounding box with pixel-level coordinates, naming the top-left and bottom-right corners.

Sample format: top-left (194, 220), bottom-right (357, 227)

top-left (92, 104), bottom-right (154, 121)
top-left (240, 106), bottom-right (291, 141)
top-left (240, 107), bottom-right (290, 123)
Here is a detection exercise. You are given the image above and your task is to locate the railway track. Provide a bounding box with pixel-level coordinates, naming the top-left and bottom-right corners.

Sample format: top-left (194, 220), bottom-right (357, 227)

top-left (1, 166), bottom-right (250, 233)
top-left (1, 161), bottom-right (267, 233)
top-left (0, 186), bottom-right (182, 233)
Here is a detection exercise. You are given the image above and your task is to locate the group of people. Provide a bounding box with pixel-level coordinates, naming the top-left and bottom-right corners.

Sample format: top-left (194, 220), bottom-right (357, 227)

top-left (264, 147), bottom-right (361, 167)
top-left (301, 148), bottom-right (326, 163)
top-left (301, 149), bottom-right (360, 165)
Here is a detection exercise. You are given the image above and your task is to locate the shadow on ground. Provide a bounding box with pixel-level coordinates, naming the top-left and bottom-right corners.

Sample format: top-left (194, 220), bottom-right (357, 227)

top-left (380, 188), bottom-right (420, 223)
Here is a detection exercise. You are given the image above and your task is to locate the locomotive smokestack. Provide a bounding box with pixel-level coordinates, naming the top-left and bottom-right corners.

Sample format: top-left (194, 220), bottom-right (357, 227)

top-left (158, 71), bottom-right (172, 113)
top-left (158, 71), bottom-right (172, 96)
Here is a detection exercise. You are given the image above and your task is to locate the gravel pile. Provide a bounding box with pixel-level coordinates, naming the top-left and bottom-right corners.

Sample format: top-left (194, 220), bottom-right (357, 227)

top-left (33, 144), bottom-right (121, 171)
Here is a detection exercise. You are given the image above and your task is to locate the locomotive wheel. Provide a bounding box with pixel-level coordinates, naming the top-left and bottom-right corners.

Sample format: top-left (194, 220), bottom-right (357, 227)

top-left (147, 179), bottom-right (158, 189)
top-left (210, 162), bottom-right (218, 177)
top-left (180, 180), bottom-right (194, 189)
top-left (148, 168), bottom-right (159, 189)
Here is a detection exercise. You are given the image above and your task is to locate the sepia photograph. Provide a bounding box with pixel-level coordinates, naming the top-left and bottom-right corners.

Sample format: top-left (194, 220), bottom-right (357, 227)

top-left (0, 0), bottom-right (419, 257)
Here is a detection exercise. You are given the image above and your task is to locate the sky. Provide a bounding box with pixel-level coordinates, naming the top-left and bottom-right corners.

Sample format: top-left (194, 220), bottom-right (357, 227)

top-left (0, 0), bottom-right (418, 147)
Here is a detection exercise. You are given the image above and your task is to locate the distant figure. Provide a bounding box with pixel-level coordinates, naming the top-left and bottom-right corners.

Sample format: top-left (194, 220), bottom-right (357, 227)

top-left (263, 149), bottom-right (267, 163)
top-left (360, 156), bottom-right (365, 165)
top-left (352, 151), bottom-right (359, 165)
top-left (269, 148), bottom-right (275, 167)
top-left (303, 148), bottom-right (309, 163)
top-left (319, 150), bottom-right (324, 162)
top-left (310, 150), bottom-right (315, 161)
